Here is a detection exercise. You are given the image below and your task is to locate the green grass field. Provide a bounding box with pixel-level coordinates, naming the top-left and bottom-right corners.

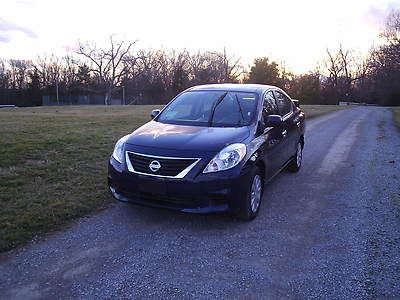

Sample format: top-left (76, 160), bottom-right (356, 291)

top-left (0, 104), bottom-right (347, 252)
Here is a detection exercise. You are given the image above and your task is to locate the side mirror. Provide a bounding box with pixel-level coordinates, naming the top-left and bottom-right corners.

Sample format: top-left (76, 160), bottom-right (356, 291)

top-left (265, 115), bottom-right (283, 127)
top-left (292, 99), bottom-right (300, 108)
top-left (150, 109), bottom-right (160, 119)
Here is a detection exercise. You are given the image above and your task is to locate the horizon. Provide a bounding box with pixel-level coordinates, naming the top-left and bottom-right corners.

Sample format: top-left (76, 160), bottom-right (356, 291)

top-left (1, 0), bottom-right (399, 74)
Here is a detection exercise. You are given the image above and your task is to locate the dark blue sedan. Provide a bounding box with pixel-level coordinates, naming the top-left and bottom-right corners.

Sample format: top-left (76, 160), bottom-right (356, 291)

top-left (108, 84), bottom-right (305, 220)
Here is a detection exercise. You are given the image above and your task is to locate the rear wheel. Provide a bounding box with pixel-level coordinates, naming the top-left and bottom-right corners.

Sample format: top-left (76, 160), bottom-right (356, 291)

top-left (237, 167), bottom-right (263, 220)
top-left (287, 141), bottom-right (303, 173)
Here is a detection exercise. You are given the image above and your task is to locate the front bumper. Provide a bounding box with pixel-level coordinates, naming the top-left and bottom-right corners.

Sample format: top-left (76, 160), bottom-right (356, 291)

top-left (107, 154), bottom-right (252, 214)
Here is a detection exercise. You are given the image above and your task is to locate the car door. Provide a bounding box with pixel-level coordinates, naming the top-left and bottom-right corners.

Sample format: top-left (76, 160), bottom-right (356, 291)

top-left (273, 90), bottom-right (296, 164)
top-left (259, 91), bottom-right (287, 179)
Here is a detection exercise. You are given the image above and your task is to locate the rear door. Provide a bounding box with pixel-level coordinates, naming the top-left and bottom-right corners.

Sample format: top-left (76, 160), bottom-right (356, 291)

top-left (259, 91), bottom-right (287, 178)
top-left (273, 90), bottom-right (296, 164)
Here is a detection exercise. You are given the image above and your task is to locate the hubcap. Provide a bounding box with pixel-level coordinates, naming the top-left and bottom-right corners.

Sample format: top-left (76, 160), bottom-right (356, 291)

top-left (250, 174), bottom-right (262, 213)
top-left (296, 143), bottom-right (302, 167)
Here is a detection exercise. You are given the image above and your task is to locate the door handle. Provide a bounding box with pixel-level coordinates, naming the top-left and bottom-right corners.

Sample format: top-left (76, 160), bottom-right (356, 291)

top-left (282, 130), bottom-right (287, 137)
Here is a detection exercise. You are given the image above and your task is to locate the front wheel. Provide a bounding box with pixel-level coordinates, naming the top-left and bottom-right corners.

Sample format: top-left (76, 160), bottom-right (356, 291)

top-left (237, 167), bottom-right (263, 221)
top-left (287, 141), bottom-right (303, 173)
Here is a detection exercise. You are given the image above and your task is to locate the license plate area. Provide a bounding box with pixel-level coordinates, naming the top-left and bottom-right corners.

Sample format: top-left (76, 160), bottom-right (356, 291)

top-left (137, 176), bottom-right (168, 195)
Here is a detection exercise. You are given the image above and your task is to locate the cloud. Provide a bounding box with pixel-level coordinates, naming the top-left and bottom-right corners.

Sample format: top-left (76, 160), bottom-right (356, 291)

top-left (16, 0), bottom-right (36, 5)
top-left (0, 18), bottom-right (37, 43)
top-left (0, 33), bottom-right (11, 43)
top-left (364, 2), bottom-right (400, 28)
top-left (388, 1), bottom-right (400, 11)
top-left (364, 6), bottom-right (387, 27)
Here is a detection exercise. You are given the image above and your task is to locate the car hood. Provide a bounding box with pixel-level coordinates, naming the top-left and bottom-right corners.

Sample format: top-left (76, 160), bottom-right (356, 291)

top-left (125, 121), bottom-right (250, 151)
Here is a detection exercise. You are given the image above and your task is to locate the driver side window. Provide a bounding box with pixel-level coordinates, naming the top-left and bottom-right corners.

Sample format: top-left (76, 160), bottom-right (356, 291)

top-left (262, 91), bottom-right (278, 118)
top-left (274, 90), bottom-right (292, 117)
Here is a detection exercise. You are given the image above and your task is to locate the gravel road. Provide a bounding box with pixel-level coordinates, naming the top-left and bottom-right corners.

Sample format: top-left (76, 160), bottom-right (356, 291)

top-left (1, 107), bottom-right (399, 299)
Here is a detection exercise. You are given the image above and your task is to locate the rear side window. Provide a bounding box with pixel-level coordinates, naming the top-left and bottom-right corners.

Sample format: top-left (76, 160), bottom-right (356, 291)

top-left (274, 91), bottom-right (292, 117)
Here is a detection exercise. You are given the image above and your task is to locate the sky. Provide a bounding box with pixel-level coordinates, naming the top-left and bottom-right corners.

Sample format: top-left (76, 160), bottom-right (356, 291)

top-left (0, 0), bottom-right (399, 74)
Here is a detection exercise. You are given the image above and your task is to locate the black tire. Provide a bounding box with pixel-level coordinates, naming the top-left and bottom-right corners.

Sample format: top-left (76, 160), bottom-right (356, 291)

top-left (237, 167), bottom-right (264, 221)
top-left (287, 141), bottom-right (303, 173)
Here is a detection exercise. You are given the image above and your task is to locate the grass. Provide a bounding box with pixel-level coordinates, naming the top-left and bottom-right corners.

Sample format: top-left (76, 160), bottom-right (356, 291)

top-left (301, 104), bottom-right (350, 119)
top-left (392, 107), bottom-right (400, 129)
top-left (0, 105), bottom-right (158, 252)
top-left (0, 104), bottom-right (345, 252)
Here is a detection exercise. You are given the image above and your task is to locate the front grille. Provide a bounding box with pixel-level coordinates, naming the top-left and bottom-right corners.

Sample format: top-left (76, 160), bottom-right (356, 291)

top-left (126, 152), bottom-right (199, 177)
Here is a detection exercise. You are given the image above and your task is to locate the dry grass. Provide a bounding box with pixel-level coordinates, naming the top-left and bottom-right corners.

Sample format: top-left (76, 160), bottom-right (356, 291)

top-left (0, 104), bottom-right (344, 252)
top-left (392, 107), bottom-right (400, 129)
top-left (301, 105), bottom-right (350, 119)
top-left (0, 105), bottom-right (158, 251)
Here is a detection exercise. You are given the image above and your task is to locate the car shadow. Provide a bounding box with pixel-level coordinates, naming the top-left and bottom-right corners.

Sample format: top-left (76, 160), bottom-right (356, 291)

top-left (112, 174), bottom-right (283, 231)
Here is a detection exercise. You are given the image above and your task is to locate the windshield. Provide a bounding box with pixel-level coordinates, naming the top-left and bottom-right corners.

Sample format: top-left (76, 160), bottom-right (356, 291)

top-left (157, 91), bottom-right (258, 127)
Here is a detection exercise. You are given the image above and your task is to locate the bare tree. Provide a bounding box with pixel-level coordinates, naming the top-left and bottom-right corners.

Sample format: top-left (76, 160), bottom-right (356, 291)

top-left (381, 9), bottom-right (400, 46)
top-left (60, 55), bottom-right (78, 88)
top-left (35, 55), bottom-right (62, 87)
top-left (324, 45), bottom-right (368, 103)
top-left (76, 35), bottom-right (137, 105)
top-left (366, 9), bottom-right (400, 105)
top-left (215, 48), bottom-right (244, 82)
top-left (0, 59), bottom-right (9, 89)
top-left (35, 55), bottom-right (63, 103)
top-left (325, 48), bottom-right (343, 103)
top-left (168, 50), bottom-right (190, 94)
top-left (9, 59), bottom-right (31, 89)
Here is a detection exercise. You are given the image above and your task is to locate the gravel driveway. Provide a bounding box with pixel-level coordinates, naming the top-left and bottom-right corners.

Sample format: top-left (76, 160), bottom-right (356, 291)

top-left (1, 106), bottom-right (399, 299)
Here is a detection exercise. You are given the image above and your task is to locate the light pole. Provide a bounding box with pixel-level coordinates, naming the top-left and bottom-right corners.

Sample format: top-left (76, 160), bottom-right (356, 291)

top-left (56, 78), bottom-right (59, 105)
top-left (122, 85), bottom-right (125, 105)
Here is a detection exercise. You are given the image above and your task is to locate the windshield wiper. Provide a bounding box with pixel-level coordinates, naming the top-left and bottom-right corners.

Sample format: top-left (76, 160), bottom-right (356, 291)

top-left (208, 92), bottom-right (228, 126)
top-left (235, 94), bottom-right (245, 126)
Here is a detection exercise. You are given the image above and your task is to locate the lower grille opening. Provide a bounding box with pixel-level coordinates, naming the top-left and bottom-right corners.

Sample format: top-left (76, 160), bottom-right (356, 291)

top-left (121, 189), bottom-right (203, 209)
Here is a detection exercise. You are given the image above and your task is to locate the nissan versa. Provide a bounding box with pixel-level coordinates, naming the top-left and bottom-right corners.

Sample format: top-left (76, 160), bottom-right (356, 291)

top-left (108, 84), bottom-right (305, 220)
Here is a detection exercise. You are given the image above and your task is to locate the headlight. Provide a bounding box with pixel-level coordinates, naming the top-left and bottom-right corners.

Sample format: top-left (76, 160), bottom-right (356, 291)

top-left (112, 135), bottom-right (129, 163)
top-left (203, 143), bottom-right (247, 173)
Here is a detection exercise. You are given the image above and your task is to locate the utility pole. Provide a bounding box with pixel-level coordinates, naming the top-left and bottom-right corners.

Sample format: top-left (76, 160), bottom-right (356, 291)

top-left (56, 78), bottom-right (59, 105)
top-left (122, 85), bottom-right (125, 105)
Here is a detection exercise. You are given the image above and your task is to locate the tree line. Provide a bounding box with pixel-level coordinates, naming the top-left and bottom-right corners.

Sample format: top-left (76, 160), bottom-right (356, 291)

top-left (0, 10), bottom-right (399, 107)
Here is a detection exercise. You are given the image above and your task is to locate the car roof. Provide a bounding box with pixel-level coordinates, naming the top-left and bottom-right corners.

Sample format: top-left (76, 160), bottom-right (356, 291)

top-left (186, 83), bottom-right (278, 94)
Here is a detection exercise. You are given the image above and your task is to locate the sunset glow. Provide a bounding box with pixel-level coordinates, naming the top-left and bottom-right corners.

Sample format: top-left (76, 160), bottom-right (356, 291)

top-left (1, 0), bottom-right (399, 73)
